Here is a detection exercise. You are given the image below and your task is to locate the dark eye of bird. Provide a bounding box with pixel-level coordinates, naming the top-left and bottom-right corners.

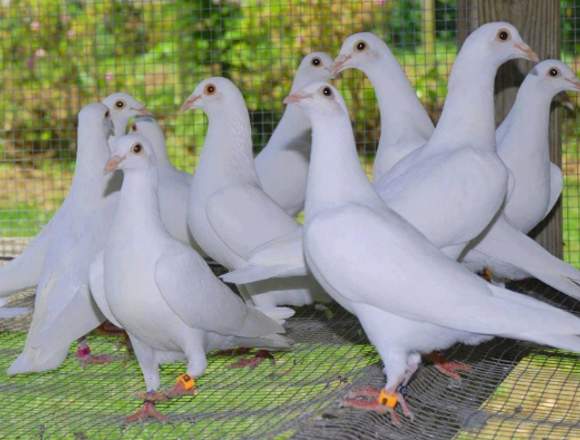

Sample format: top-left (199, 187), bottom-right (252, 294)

top-left (549, 68), bottom-right (559, 77)
top-left (498, 30), bottom-right (509, 41)
top-left (205, 84), bottom-right (216, 95)
top-left (132, 143), bottom-right (142, 154)
top-left (356, 41), bottom-right (366, 51)
top-left (311, 57), bottom-right (321, 66)
top-left (115, 100), bottom-right (125, 109)
top-left (322, 87), bottom-right (332, 97)
top-left (131, 123), bottom-right (137, 131)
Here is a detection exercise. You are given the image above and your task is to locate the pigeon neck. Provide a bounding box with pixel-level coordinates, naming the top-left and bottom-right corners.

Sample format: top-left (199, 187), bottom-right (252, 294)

top-left (73, 122), bottom-right (111, 189)
top-left (305, 112), bottom-right (384, 222)
top-left (199, 106), bottom-right (259, 186)
top-left (364, 57), bottom-right (434, 148)
top-left (428, 51), bottom-right (498, 152)
top-left (113, 115), bottom-right (130, 137)
top-left (498, 81), bottom-right (552, 157)
top-left (263, 105), bottom-right (310, 152)
top-left (140, 124), bottom-right (173, 170)
top-left (118, 166), bottom-right (165, 232)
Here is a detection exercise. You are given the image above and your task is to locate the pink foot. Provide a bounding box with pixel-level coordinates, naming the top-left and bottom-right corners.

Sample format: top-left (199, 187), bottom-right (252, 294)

top-left (341, 387), bottom-right (410, 426)
top-left (427, 352), bottom-right (472, 381)
top-left (125, 399), bottom-right (168, 423)
top-left (136, 374), bottom-right (198, 401)
top-left (76, 343), bottom-right (113, 367)
top-left (228, 350), bottom-right (275, 369)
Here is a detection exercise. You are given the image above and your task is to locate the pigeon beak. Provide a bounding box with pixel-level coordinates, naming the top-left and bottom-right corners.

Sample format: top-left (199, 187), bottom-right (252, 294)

top-left (283, 93), bottom-right (309, 105)
top-left (564, 77), bottom-right (580, 92)
top-left (331, 54), bottom-right (352, 78)
top-left (134, 106), bottom-right (153, 116)
top-left (180, 94), bottom-right (201, 112)
top-left (104, 155), bottom-right (125, 174)
top-left (514, 42), bottom-right (539, 63)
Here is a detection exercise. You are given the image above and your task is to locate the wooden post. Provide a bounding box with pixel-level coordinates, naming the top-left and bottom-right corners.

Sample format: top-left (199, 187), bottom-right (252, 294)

top-left (457, 0), bottom-right (563, 258)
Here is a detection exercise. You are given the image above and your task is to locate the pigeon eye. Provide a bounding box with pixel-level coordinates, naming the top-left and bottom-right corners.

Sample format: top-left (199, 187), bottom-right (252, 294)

top-left (205, 84), bottom-right (216, 95)
top-left (355, 41), bottom-right (367, 51)
top-left (132, 143), bottom-right (142, 154)
top-left (497, 30), bottom-right (510, 41)
top-left (549, 68), bottom-right (560, 77)
top-left (311, 57), bottom-right (321, 67)
top-left (115, 100), bottom-right (125, 109)
top-left (322, 86), bottom-right (333, 97)
top-left (131, 123), bottom-right (137, 131)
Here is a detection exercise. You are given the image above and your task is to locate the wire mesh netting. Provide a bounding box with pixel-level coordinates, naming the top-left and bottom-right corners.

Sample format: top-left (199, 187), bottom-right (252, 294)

top-left (0, 1), bottom-right (579, 439)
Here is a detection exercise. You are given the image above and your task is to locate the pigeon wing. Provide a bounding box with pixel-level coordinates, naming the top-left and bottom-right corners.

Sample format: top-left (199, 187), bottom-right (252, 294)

top-left (206, 183), bottom-right (300, 260)
top-left (306, 204), bottom-right (579, 337)
top-left (155, 244), bottom-right (284, 337)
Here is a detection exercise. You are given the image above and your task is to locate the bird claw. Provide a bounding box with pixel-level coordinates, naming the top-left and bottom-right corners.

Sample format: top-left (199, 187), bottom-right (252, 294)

top-left (427, 352), bottom-right (471, 381)
top-left (125, 400), bottom-right (168, 423)
top-left (136, 374), bottom-right (198, 401)
top-left (227, 350), bottom-right (275, 369)
top-left (134, 390), bottom-right (170, 402)
top-left (76, 345), bottom-right (113, 367)
top-left (341, 387), bottom-right (413, 426)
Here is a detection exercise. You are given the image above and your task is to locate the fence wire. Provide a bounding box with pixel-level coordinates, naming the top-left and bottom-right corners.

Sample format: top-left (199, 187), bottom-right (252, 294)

top-left (0, 1), bottom-right (579, 439)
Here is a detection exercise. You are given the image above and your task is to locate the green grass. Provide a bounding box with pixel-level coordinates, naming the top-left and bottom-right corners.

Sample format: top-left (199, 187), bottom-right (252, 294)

top-left (0, 330), bottom-right (378, 440)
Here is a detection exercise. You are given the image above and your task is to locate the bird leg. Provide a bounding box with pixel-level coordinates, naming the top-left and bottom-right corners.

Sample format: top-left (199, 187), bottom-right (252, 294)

top-left (125, 392), bottom-right (168, 423)
top-left (426, 352), bottom-right (471, 381)
top-left (227, 349), bottom-right (275, 369)
top-left (341, 385), bottom-right (412, 426)
top-left (136, 373), bottom-right (198, 401)
top-left (75, 339), bottom-right (113, 367)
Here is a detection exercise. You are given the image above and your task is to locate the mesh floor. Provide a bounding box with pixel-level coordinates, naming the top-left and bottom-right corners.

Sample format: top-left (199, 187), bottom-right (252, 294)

top-left (1, 262), bottom-right (579, 439)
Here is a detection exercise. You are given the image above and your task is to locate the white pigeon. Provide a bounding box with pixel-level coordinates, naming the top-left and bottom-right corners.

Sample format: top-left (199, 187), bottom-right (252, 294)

top-left (95, 134), bottom-right (292, 422)
top-left (497, 60), bottom-right (580, 232)
top-left (458, 62), bottom-right (580, 293)
top-left (332, 32), bottom-right (434, 180)
top-left (332, 31), bottom-right (580, 296)
top-left (374, 22), bottom-right (538, 257)
top-left (129, 117), bottom-right (205, 254)
top-left (222, 23), bottom-right (538, 285)
top-left (182, 77), bottom-right (329, 308)
top-left (102, 92), bottom-right (151, 137)
top-left (288, 81), bottom-right (580, 424)
top-left (7, 103), bottom-right (117, 375)
top-left (255, 52), bottom-right (334, 216)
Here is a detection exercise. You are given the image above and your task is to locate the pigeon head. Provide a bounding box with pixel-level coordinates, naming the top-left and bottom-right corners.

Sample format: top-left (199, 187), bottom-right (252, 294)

top-left (129, 117), bottom-right (171, 165)
top-left (78, 102), bottom-right (114, 138)
top-left (332, 32), bottom-right (389, 76)
top-left (527, 60), bottom-right (580, 95)
top-left (284, 82), bottom-right (348, 119)
top-left (461, 22), bottom-right (539, 66)
top-left (102, 93), bottom-right (152, 136)
top-left (292, 52), bottom-right (334, 90)
top-left (105, 134), bottom-right (156, 174)
top-left (181, 77), bottom-right (246, 116)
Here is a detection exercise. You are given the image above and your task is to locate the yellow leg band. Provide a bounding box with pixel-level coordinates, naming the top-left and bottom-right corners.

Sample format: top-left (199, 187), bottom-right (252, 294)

top-left (176, 373), bottom-right (196, 390)
top-left (378, 389), bottom-right (398, 409)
